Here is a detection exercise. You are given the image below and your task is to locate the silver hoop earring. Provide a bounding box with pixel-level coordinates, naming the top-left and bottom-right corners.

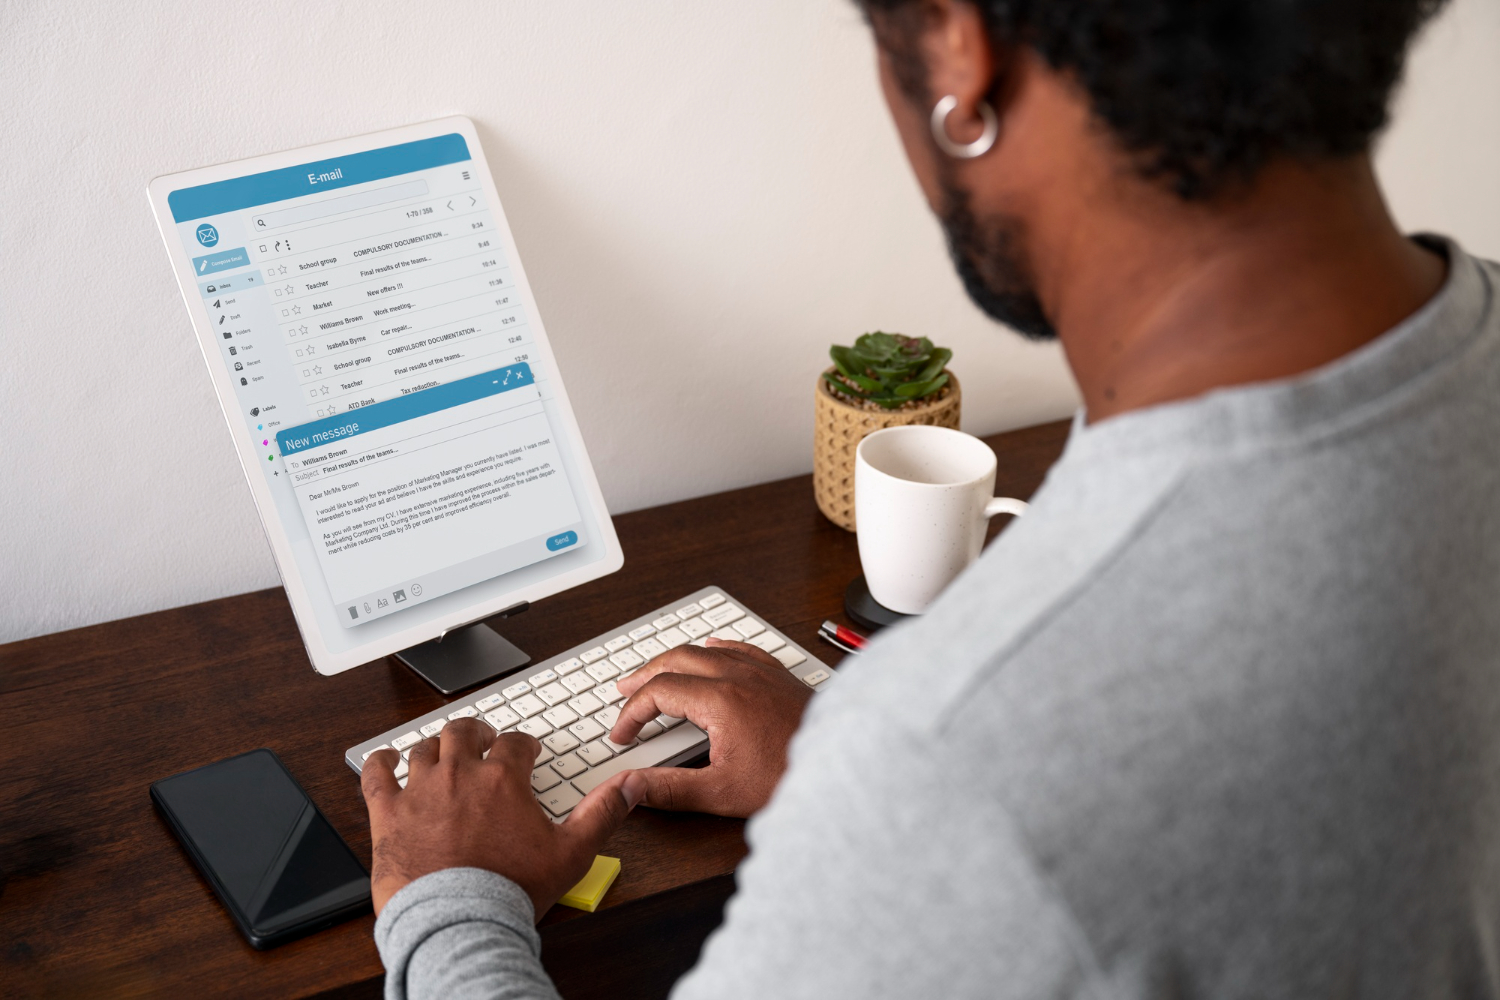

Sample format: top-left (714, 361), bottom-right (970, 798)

top-left (930, 94), bottom-right (998, 159)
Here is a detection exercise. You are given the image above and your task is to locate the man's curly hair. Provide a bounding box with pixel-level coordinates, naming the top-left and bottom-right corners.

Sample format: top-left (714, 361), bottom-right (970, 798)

top-left (861, 0), bottom-right (1448, 199)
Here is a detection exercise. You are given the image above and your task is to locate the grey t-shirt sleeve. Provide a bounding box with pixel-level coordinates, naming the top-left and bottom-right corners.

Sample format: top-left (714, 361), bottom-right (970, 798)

top-left (374, 867), bottom-right (560, 1000)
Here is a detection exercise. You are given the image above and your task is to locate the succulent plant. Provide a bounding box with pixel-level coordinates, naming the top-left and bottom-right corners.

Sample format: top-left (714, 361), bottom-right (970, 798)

top-left (824, 332), bottom-right (952, 409)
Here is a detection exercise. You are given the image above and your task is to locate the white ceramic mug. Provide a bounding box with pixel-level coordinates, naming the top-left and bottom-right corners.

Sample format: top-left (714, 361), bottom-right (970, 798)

top-left (855, 425), bottom-right (1027, 615)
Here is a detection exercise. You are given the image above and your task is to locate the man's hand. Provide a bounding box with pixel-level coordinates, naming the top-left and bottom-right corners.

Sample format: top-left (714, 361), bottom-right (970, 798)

top-left (360, 717), bottom-right (647, 917)
top-left (609, 637), bottom-right (814, 818)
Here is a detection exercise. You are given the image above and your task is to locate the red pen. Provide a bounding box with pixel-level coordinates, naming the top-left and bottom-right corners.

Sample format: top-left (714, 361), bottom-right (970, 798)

top-left (820, 620), bottom-right (868, 650)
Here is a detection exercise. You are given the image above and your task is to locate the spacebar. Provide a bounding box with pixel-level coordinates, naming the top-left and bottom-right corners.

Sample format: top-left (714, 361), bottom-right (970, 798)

top-left (570, 723), bottom-right (707, 795)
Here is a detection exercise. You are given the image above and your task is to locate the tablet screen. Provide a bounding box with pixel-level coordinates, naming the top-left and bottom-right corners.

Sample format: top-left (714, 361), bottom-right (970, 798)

top-left (153, 125), bottom-right (619, 671)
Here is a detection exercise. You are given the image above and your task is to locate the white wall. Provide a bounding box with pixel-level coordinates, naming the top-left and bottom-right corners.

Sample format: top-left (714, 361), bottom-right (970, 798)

top-left (1, 0), bottom-right (1495, 644)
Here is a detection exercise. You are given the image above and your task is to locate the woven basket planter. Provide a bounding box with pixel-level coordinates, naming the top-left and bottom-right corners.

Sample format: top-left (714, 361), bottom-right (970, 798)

top-left (813, 367), bottom-right (962, 531)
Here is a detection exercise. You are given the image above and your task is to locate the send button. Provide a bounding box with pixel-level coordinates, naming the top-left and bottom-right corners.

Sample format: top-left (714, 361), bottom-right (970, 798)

top-left (546, 531), bottom-right (578, 551)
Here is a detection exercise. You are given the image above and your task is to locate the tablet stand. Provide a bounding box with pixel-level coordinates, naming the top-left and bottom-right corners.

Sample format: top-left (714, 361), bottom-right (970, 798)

top-left (393, 603), bottom-right (532, 695)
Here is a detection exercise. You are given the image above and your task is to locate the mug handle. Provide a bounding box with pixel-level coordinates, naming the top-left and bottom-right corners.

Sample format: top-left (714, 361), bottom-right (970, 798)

top-left (983, 497), bottom-right (1029, 518)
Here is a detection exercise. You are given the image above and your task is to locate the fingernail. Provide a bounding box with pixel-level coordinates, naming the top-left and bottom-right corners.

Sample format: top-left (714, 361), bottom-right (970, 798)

top-left (621, 771), bottom-right (647, 810)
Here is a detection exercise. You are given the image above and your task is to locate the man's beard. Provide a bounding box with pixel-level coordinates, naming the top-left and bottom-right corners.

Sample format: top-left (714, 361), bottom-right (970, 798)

top-left (937, 176), bottom-right (1057, 341)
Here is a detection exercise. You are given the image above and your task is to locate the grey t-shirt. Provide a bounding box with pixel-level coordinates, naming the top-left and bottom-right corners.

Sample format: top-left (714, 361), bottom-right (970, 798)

top-left (376, 238), bottom-right (1500, 999)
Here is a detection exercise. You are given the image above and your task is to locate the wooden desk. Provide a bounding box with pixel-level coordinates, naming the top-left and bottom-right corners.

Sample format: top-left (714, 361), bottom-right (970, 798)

top-left (0, 420), bottom-right (1068, 999)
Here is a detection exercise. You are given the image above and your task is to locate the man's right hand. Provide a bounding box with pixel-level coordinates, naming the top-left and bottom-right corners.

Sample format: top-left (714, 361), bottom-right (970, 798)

top-left (609, 638), bottom-right (814, 818)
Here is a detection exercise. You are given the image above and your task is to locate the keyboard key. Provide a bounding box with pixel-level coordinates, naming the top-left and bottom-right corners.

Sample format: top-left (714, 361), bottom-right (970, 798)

top-left (568, 717), bottom-right (606, 743)
top-left (710, 627), bottom-right (740, 641)
top-left (580, 646), bottom-right (610, 664)
top-left (802, 668), bottom-right (831, 687)
top-left (773, 647), bottom-right (807, 669)
top-left (577, 740), bottom-right (616, 766)
top-left (568, 692), bottom-right (604, 716)
top-left (484, 706), bottom-right (522, 731)
top-left (609, 648), bottom-right (644, 671)
top-left (652, 613), bottom-right (680, 630)
top-left (475, 693), bottom-right (504, 712)
top-left (393, 758), bottom-right (409, 779)
top-left (656, 714), bottom-right (685, 729)
top-left (605, 635), bottom-right (633, 652)
top-left (397, 775), bottom-right (408, 789)
top-left (510, 694), bottom-right (546, 718)
top-left (362, 744), bottom-right (392, 761)
top-left (593, 705), bottom-right (622, 729)
top-left (633, 637), bottom-right (668, 659)
top-left (702, 604), bottom-right (745, 628)
top-left (543, 730), bottom-right (581, 755)
top-left (540, 784), bottom-right (584, 817)
top-left (420, 719), bottom-right (447, 738)
top-left (732, 618), bottom-right (766, 638)
top-left (586, 661), bottom-right (620, 683)
top-left (657, 626), bottom-right (690, 649)
top-left (502, 680), bottom-right (532, 699)
top-left (555, 657), bottom-right (586, 676)
top-left (392, 731), bottom-right (423, 751)
top-left (447, 705), bottom-right (479, 720)
top-left (679, 617), bottom-right (712, 639)
top-left (594, 680), bottom-right (624, 705)
top-left (690, 637), bottom-right (709, 647)
top-left (571, 723), bottom-right (708, 795)
top-left (675, 602), bottom-right (703, 620)
top-left (534, 745), bottom-right (554, 766)
top-left (748, 632), bottom-right (786, 653)
top-left (528, 668), bottom-right (559, 687)
top-left (536, 682), bottom-right (570, 706)
top-left (517, 716), bottom-right (553, 739)
top-left (542, 705), bottom-right (579, 728)
top-left (699, 593), bottom-right (726, 609)
top-left (561, 671), bottom-right (596, 694)
top-left (550, 752), bottom-right (588, 779)
top-left (637, 721), bottom-right (664, 741)
top-left (628, 624), bottom-right (657, 641)
top-left (601, 734), bottom-right (636, 754)
top-left (532, 767), bottom-right (562, 792)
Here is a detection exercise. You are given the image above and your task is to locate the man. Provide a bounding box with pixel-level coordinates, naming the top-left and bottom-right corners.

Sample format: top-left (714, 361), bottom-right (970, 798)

top-left (365, 0), bottom-right (1500, 995)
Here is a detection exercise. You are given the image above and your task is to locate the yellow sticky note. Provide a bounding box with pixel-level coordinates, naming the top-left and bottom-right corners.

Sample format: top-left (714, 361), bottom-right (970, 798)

top-left (558, 855), bottom-right (621, 913)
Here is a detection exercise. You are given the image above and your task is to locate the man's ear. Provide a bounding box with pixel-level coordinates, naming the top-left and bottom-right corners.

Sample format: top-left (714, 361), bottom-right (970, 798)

top-left (927, 0), bottom-right (1004, 148)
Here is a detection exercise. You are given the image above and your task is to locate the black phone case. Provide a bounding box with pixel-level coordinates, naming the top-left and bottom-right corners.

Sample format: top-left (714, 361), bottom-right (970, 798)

top-left (150, 748), bottom-right (370, 950)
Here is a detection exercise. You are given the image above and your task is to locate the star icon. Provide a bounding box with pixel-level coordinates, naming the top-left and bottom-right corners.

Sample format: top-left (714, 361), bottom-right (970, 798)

top-left (297, 324), bottom-right (308, 336)
top-left (278, 265), bottom-right (289, 275)
top-left (313, 365), bottom-right (323, 375)
top-left (306, 345), bottom-right (316, 354)
top-left (320, 385), bottom-right (330, 395)
top-left (292, 305), bottom-right (302, 315)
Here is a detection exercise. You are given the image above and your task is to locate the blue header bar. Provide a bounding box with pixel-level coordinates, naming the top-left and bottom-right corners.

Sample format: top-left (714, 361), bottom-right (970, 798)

top-left (276, 363), bottom-right (534, 457)
top-left (169, 134), bottom-right (471, 222)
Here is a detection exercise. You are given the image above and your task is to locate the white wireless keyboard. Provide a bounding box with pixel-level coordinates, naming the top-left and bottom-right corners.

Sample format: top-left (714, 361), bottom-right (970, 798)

top-left (344, 586), bottom-right (833, 821)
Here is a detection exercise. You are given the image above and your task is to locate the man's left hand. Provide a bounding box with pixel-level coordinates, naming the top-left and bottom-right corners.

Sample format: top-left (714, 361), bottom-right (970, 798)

top-left (360, 717), bottom-right (647, 917)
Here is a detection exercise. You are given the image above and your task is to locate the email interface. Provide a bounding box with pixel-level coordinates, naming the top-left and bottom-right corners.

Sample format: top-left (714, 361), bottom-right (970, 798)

top-left (169, 135), bottom-right (590, 637)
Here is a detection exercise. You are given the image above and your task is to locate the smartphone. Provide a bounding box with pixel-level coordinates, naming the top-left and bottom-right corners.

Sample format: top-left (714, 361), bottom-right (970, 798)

top-left (150, 748), bottom-right (371, 949)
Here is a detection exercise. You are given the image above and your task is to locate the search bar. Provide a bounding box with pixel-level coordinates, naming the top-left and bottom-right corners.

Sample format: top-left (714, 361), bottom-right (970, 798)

top-left (252, 179), bottom-right (430, 231)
